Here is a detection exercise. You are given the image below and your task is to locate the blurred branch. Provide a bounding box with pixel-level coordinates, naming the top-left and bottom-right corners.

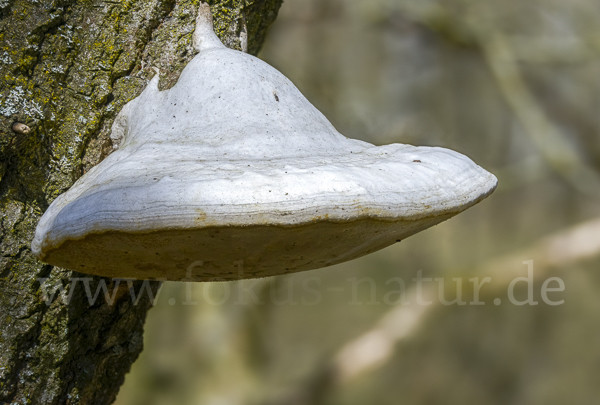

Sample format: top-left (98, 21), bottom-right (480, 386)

top-left (383, 1), bottom-right (600, 64)
top-left (332, 286), bottom-right (435, 383)
top-left (334, 217), bottom-right (600, 384)
top-left (268, 216), bottom-right (600, 404)
top-left (478, 216), bottom-right (600, 285)
top-left (474, 22), bottom-right (600, 197)
top-left (509, 36), bottom-right (599, 65)
top-left (390, 1), bottom-right (600, 197)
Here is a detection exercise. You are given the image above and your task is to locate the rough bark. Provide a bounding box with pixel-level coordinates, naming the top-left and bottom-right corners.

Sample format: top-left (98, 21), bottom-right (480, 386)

top-left (0, 0), bottom-right (281, 404)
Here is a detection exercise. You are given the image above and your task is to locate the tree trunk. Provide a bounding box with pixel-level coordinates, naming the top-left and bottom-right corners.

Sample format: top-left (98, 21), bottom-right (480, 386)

top-left (0, 0), bottom-right (281, 403)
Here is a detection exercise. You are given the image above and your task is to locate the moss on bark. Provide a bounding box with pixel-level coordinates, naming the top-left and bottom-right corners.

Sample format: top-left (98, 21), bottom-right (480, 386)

top-left (0, 0), bottom-right (281, 403)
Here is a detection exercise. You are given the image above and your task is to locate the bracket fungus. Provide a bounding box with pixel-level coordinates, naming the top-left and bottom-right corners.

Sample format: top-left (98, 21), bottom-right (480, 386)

top-left (32, 4), bottom-right (497, 282)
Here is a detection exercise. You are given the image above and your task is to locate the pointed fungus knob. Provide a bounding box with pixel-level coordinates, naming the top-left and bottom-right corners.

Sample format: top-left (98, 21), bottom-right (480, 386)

top-left (193, 2), bottom-right (225, 53)
top-left (31, 3), bottom-right (497, 282)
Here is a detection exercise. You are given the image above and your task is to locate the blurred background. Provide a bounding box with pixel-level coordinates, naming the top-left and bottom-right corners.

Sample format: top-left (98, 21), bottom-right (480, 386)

top-left (115, 0), bottom-right (600, 404)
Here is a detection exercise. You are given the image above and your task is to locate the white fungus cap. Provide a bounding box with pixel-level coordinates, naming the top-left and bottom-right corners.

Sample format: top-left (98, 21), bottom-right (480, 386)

top-left (31, 3), bottom-right (497, 281)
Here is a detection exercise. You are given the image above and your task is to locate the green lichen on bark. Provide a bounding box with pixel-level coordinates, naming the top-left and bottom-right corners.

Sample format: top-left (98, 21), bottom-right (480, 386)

top-left (0, 0), bottom-right (281, 403)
